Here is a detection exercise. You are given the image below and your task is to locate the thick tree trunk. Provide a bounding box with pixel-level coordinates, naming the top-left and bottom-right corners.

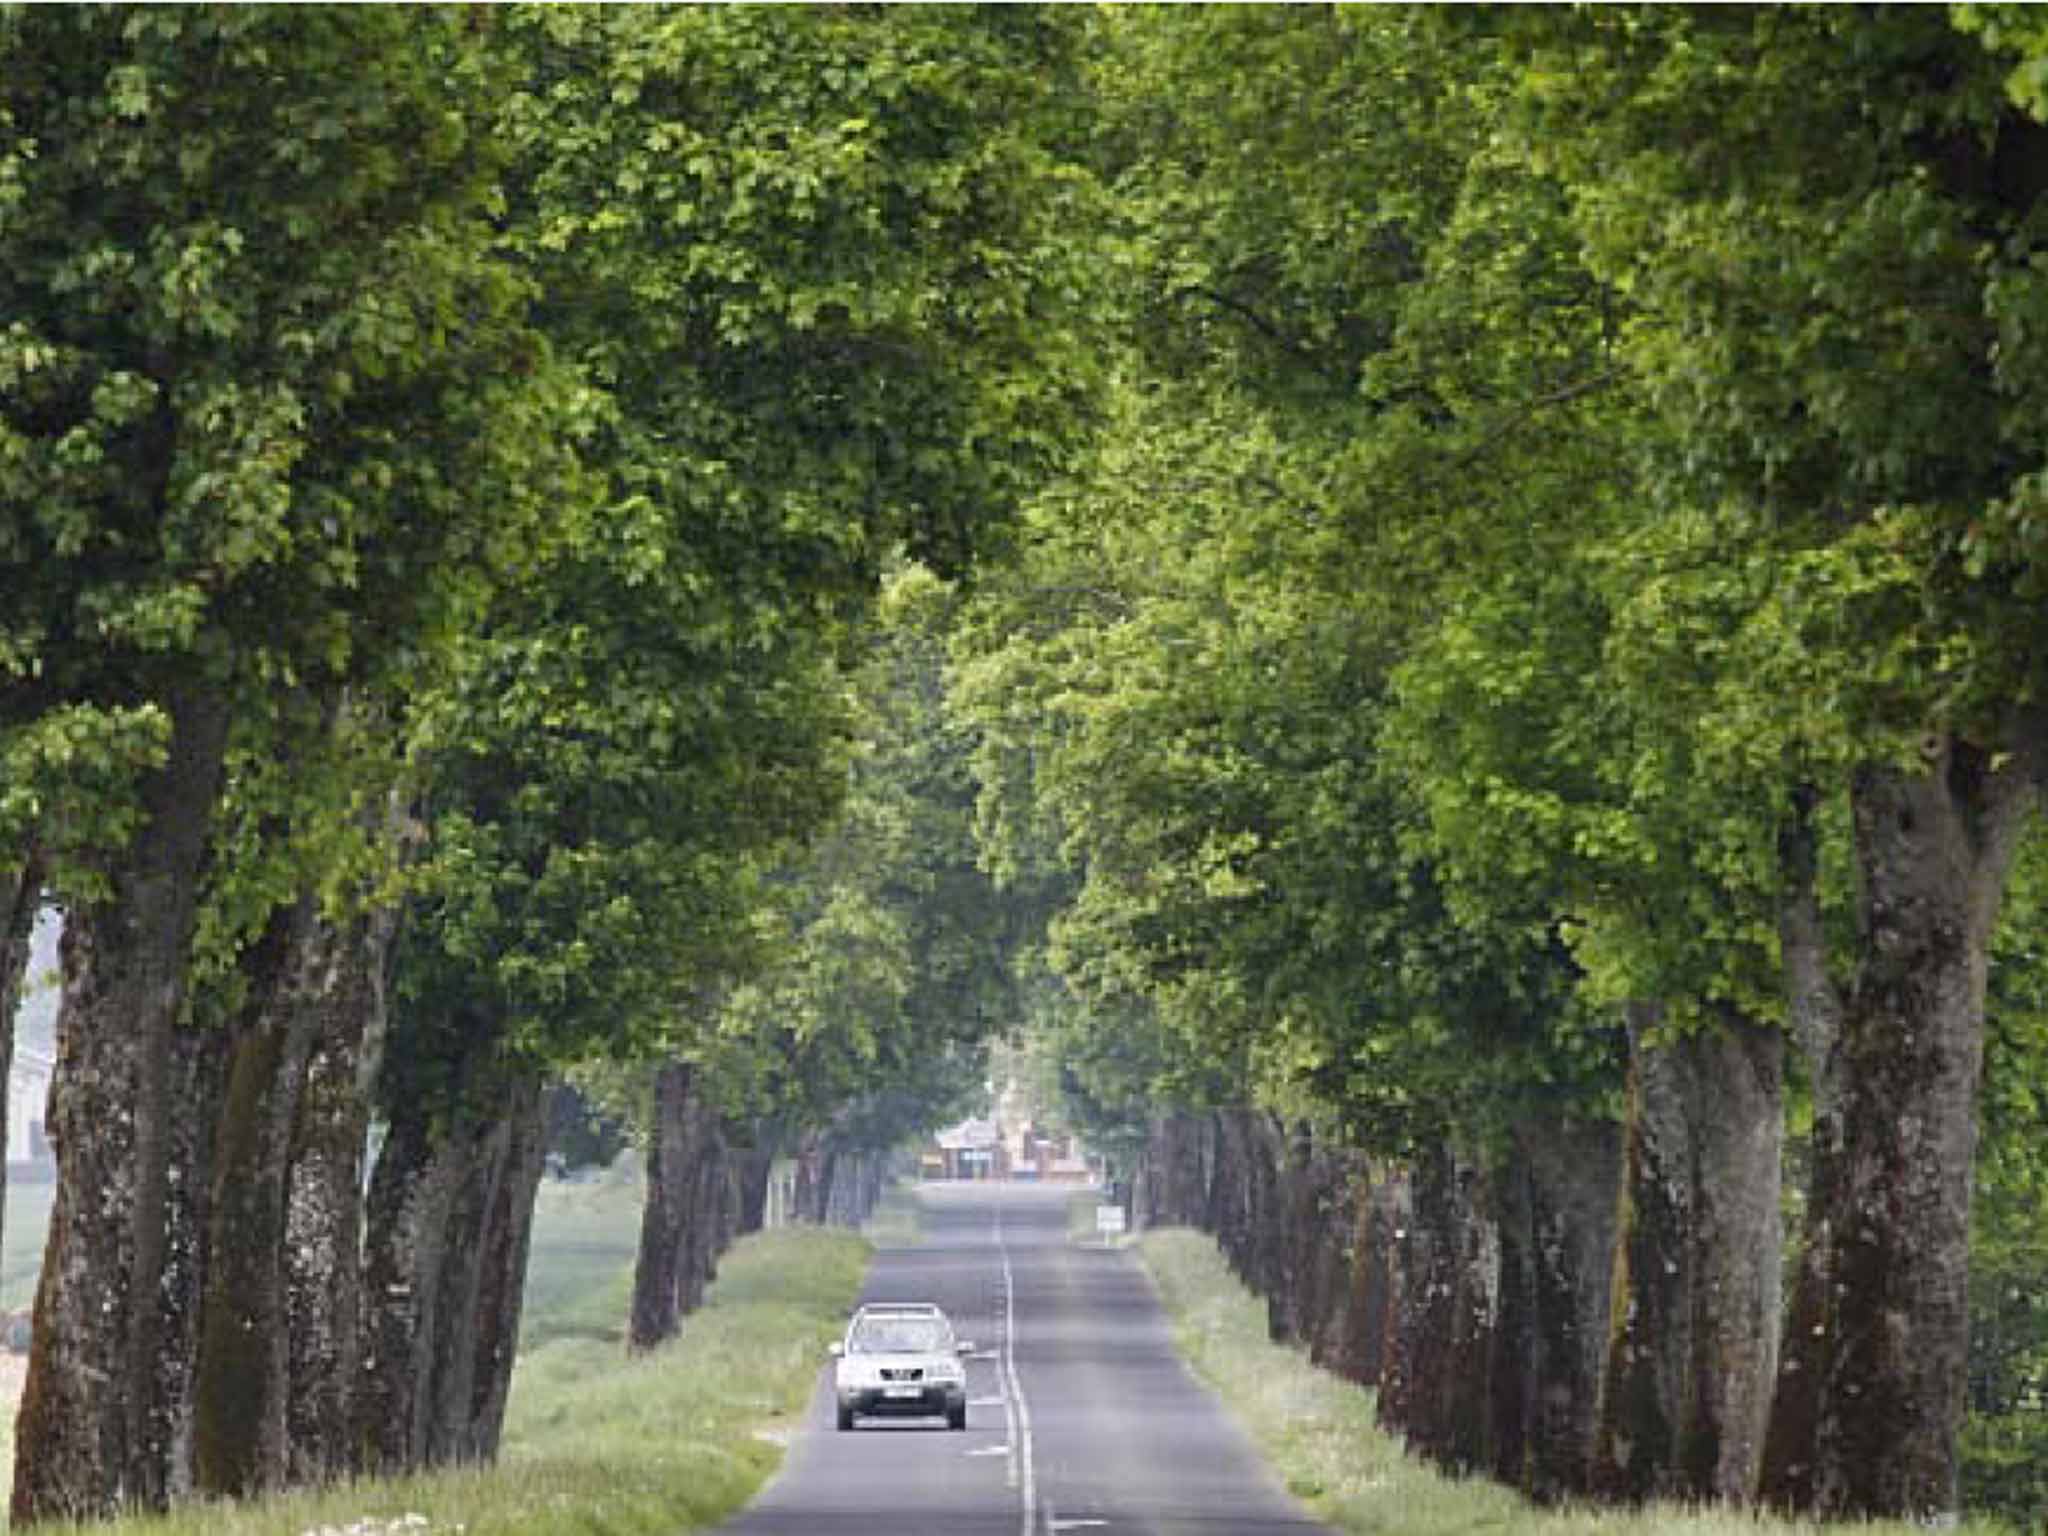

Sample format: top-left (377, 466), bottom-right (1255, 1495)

top-left (1765, 743), bottom-right (2035, 1520)
top-left (1760, 787), bottom-right (1847, 1511)
top-left (194, 898), bottom-right (327, 1497)
top-left (1373, 1167), bottom-right (1417, 1436)
top-left (283, 899), bottom-right (399, 1485)
top-left (12, 685), bottom-right (229, 1526)
top-left (737, 1134), bottom-right (777, 1236)
top-left (790, 1129), bottom-right (826, 1224)
top-left (1441, 1150), bottom-right (1499, 1476)
top-left (422, 1098), bottom-right (512, 1464)
top-left (358, 1086), bottom-right (464, 1474)
top-left (1513, 1115), bottom-right (1622, 1502)
top-left (1596, 1005), bottom-right (1783, 1505)
top-left (1325, 1160), bottom-right (1391, 1390)
top-left (630, 1062), bottom-right (712, 1352)
top-left (457, 1074), bottom-right (547, 1463)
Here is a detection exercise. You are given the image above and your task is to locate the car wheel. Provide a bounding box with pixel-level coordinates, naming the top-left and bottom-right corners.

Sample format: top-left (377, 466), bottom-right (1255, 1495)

top-left (948, 1404), bottom-right (967, 1432)
top-left (838, 1403), bottom-right (856, 1432)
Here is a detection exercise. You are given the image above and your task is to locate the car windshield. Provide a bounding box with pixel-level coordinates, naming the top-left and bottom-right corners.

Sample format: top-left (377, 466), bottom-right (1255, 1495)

top-left (850, 1317), bottom-right (950, 1354)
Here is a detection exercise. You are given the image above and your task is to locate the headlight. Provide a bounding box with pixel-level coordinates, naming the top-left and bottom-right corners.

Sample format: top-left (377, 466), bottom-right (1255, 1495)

top-left (928, 1360), bottom-right (963, 1383)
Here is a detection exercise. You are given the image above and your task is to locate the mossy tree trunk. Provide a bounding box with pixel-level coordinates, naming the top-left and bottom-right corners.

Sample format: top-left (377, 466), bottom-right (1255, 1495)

top-left (1759, 787), bottom-right (1844, 1510)
top-left (193, 896), bottom-right (327, 1498)
top-left (1515, 1115), bottom-right (1622, 1502)
top-left (1372, 1166), bottom-right (1417, 1437)
top-left (1596, 1004), bottom-right (1783, 1504)
top-left (1330, 1163), bottom-right (1393, 1391)
top-left (11, 684), bottom-right (230, 1525)
top-left (358, 1013), bottom-right (493, 1476)
top-left (1764, 741), bottom-right (2037, 1520)
top-left (1440, 1151), bottom-right (1499, 1477)
top-left (629, 1061), bottom-right (714, 1352)
top-left (736, 1134), bottom-right (777, 1235)
top-left (283, 898), bottom-right (399, 1484)
top-left (453, 1074), bottom-right (547, 1463)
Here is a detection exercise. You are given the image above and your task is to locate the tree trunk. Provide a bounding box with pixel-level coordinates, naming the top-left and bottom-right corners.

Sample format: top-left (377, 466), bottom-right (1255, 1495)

top-left (791, 1129), bottom-right (826, 1224)
top-left (194, 897), bottom-right (327, 1497)
top-left (283, 898), bottom-right (400, 1485)
top-left (1760, 787), bottom-right (1846, 1512)
top-left (737, 1134), bottom-right (777, 1236)
top-left (1514, 1114), bottom-right (1622, 1502)
top-left (1325, 1159), bottom-right (1389, 1389)
top-left (457, 1074), bottom-right (547, 1463)
top-left (422, 1101), bottom-right (512, 1464)
top-left (629, 1062), bottom-right (712, 1352)
top-left (12, 684), bottom-right (229, 1526)
top-left (1441, 1150), bottom-right (1499, 1476)
top-left (1596, 1004), bottom-right (1783, 1504)
top-left (1373, 1166), bottom-right (1417, 1436)
top-left (1765, 742), bottom-right (2036, 1520)
top-left (357, 1085), bottom-right (464, 1474)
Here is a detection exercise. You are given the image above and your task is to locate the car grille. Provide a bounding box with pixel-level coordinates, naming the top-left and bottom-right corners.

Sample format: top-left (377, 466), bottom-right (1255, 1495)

top-left (879, 1367), bottom-right (924, 1382)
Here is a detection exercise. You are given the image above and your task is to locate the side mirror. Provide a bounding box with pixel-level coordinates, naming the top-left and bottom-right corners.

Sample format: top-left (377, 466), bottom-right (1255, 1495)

top-left (828, 1342), bottom-right (844, 1358)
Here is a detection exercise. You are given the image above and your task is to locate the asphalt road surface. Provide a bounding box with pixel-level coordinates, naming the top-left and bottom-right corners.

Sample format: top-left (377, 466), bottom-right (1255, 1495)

top-left (712, 1181), bottom-right (1329, 1536)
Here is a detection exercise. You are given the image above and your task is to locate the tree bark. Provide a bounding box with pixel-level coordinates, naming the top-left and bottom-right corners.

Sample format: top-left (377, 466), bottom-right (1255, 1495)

top-left (791, 1128), bottom-right (826, 1224)
top-left (1513, 1114), bottom-right (1622, 1502)
top-left (1326, 1160), bottom-right (1391, 1390)
top-left (736, 1133), bottom-right (777, 1236)
top-left (1595, 1004), bottom-right (1783, 1505)
top-left (357, 1075), bottom-right (465, 1474)
top-left (629, 1061), bottom-right (714, 1352)
top-left (193, 897), bottom-right (326, 1497)
top-left (1765, 739), bottom-right (2036, 1520)
top-left (283, 897), bottom-right (399, 1485)
top-left (1761, 787), bottom-right (1845, 1511)
top-left (11, 684), bottom-right (229, 1525)
top-left (456, 1073), bottom-right (547, 1463)
top-left (421, 1098), bottom-right (511, 1464)
top-left (1373, 1166), bottom-right (1417, 1437)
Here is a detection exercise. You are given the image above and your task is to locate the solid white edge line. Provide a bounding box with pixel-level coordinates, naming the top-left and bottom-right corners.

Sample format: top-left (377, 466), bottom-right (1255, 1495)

top-left (995, 1202), bottom-right (1018, 1490)
top-left (997, 1190), bottom-right (1039, 1536)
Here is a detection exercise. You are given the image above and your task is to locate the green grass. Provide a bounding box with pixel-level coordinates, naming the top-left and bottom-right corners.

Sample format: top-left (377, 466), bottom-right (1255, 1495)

top-left (518, 1165), bottom-right (645, 1350)
top-left (41, 1223), bottom-right (869, 1536)
top-left (1136, 1226), bottom-right (2014, 1536)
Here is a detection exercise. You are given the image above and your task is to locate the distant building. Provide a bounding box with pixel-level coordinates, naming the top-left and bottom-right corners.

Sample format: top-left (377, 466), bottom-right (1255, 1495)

top-left (923, 1116), bottom-right (1006, 1181)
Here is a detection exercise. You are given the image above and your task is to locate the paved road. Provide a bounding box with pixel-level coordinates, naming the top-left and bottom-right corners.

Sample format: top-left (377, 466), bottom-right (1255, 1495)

top-left (713, 1182), bottom-right (1328, 1536)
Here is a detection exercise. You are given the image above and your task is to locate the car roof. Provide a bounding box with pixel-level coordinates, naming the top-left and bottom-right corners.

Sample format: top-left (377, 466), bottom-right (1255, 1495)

top-left (854, 1301), bottom-right (944, 1315)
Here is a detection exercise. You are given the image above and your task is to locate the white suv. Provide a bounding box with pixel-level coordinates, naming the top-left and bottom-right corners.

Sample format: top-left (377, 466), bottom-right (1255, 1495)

top-left (830, 1302), bottom-right (972, 1431)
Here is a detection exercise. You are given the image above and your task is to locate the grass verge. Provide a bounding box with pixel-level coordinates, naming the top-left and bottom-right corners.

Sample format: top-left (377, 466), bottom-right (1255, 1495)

top-left (22, 1223), bottom-right (867, 1536)
top-left (1136, 1226), bottom-right (2010, 1536)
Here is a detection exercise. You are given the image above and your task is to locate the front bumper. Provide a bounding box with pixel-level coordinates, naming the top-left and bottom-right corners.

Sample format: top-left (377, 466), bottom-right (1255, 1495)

top-left (841, 1383), bottom-right (966, 1418)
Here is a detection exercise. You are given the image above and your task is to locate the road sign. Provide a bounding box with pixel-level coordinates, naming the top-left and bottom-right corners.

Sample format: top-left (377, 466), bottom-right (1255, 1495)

top-left (1095, 1204), bottom-right (1127, 1238)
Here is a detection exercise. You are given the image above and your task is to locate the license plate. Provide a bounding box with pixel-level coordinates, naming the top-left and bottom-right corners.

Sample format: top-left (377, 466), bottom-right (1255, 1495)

top-left (883, 1386), bottom-right (922, 1400)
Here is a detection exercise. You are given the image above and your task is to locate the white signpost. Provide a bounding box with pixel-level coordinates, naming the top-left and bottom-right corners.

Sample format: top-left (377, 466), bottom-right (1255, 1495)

top-left (1095, 1204), bottom-right (1127, 1244)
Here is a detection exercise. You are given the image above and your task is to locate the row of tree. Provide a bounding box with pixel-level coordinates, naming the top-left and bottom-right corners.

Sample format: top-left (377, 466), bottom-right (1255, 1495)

top-left (0, 8), bottom-right (1093, 1524)
top-left (950, 7), bottom-right (2048, 1526)
top-left (11, 6), bottom-right (2048, 1530)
